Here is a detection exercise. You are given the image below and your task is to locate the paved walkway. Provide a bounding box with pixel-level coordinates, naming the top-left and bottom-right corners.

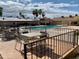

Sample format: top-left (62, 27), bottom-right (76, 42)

top-left (0, 40), bottom-right (23, 59)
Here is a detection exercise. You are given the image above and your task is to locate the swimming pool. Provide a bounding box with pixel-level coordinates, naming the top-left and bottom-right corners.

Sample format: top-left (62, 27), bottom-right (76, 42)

top-left (31, 25), bottom-right (62, 30)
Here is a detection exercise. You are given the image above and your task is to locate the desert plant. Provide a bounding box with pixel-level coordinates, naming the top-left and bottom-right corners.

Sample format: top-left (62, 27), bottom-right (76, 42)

top-left (74, 16), bottom-right (79, 26)
top-left (75, 14), bottom-right (78, 16)
top-left (69, 15), bottom-right (73, 18)
top-left (61, 16), bottom-right (64, 18)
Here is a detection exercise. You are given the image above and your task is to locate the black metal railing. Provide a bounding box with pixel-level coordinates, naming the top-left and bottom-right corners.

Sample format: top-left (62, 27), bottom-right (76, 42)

top-left (23, 29), bottom-right (78, 59)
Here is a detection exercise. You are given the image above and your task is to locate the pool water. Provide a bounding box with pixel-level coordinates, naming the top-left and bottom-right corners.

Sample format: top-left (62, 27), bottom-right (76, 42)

top-left (31, 25), bottom-right (62, 30)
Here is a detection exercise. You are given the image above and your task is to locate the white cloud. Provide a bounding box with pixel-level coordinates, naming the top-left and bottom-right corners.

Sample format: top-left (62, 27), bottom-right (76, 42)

top-left (6, 1), bottom-right (25, 6)
top-left (0, 1), bottom-right (25, 11)
top-left (0, 1), bottom-right (79, 18)
top-left (26, 2), bottom-right (79, 13)
top-left (24, 0), bottom-right (31, 2)
top-left (48, 8), bottom-right (79, 14)
top-left (51, 3), bottom-right (79, 8)
top-left (28, 2), bottom-right (79, 8)
top-left (0, 1), bottom-right (7, 6)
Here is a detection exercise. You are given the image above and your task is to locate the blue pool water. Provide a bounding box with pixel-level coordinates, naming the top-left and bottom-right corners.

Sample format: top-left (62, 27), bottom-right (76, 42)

top-left (31, 25), bottom-right (62, 30)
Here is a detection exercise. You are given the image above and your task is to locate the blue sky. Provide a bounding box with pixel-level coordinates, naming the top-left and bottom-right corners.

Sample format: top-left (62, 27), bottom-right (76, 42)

top-left (0, 0), bottom-right (79, 18)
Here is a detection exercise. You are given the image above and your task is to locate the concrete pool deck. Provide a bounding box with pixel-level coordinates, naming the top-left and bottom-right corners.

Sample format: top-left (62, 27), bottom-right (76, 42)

top-left (30, 27), bottom-right (74, 37)
top-left (61, 26), bottom-right (79, 30)
top-left (0, 40), bottom-right (23, 59)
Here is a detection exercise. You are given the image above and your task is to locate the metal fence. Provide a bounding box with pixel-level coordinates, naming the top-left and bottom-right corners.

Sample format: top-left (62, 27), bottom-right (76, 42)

top-left (23, 29), bottom-right (78, 59)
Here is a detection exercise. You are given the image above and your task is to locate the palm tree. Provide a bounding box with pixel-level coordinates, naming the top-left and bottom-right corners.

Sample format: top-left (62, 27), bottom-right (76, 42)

top-left (0, 7), bottom-right (3, 17)
top-left (32, 9), bottom-right (38, 19)
top-left (32, 9), bottom-right (45, 25)
top-left (38, 9), bottom-right (42, 15)
top-left (32, 9), bottom-right (45, 19)
top-left (42, 12), bottom-right (45, 18)
top-left (38, 9), bottom-right (42, 18)
top-left (32, 9), bottom-right (39, 25)
top-left (38, 9), bottom-right (45, 18)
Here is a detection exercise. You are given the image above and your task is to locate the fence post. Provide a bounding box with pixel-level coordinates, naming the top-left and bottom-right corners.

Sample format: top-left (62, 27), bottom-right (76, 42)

top-left (76, 30), bottom-right (78, 45)
top-left (24, 44), bottom-right (27, 59)
top-left (73, 31), bottom-right (76, 47)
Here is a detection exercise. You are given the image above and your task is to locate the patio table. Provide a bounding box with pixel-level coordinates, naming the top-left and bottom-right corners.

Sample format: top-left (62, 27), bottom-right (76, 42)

top-left (20, 32), bottom-right (43, 44)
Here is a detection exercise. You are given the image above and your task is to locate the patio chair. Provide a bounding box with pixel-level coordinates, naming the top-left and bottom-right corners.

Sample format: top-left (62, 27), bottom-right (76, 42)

top-left (40, 31), bottom-right (49, 38)
top-left (15, 35), bottom-right (39, 54)
top-left (19, 27), bottom-right (29, 34)
top-left (15, 32), bottom-right (29, 52)
top-left (15, 35), bottom-right (24, 52)
top-left (22, 31), bottom-right (28, 34)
